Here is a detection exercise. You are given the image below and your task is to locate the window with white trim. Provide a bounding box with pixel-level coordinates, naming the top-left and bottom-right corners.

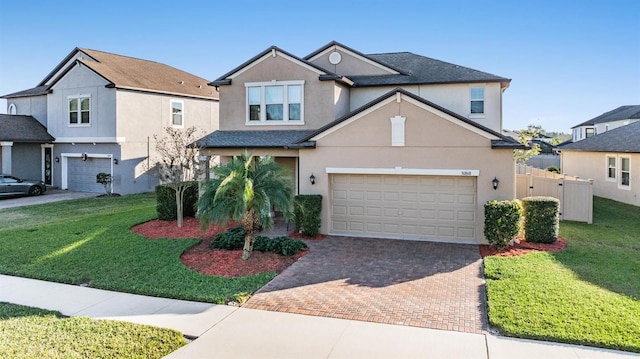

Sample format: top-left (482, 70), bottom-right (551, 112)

top-left (8, 103), bottom-right (16, 115)
top-left (470, 87), bottom-right (484, 114)
top-left (606, 156), bottom-right (616, 181)
top-left (620, 157), bottom-right (630, 188)
top-left (68, 95), bottom-right (90, 125)
top-left (171, 100), bottom-right (184, 127)
top-left (245, 81), bottom-right (304, 124)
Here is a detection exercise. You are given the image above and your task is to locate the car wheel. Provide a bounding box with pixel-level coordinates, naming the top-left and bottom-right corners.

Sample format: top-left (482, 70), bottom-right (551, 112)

top-left (29, 186), bottom-right (43, 196)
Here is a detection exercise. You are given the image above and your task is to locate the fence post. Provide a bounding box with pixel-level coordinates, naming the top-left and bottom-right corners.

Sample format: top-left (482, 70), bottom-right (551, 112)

top-left (558, 178), bottom-right (564, 221)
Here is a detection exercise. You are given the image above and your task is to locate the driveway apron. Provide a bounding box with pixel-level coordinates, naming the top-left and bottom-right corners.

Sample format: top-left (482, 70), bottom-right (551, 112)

top-left (244, 236), bottom-right (487, 334)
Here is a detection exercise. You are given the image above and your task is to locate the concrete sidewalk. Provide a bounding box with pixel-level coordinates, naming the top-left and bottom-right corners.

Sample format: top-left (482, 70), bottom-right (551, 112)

top-left (1, 274), bottom-right (637, 359)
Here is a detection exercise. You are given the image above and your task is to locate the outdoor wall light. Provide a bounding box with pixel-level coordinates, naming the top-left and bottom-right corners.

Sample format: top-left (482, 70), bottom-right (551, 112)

top-left (81, 153), bottom-right (88, 161)
top-left (113, 158), bottom-right (118, 165)
top-left (492, 177), bottom-right (500, 190)
top-left (310, 173), bottom-right (316, 185)
top-left (55, 157), bottom-right (60, 163)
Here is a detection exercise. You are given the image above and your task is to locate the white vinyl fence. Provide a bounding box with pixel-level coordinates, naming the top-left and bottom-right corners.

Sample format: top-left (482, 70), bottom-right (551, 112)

top-left (516, 163), bottom-right (593, 223)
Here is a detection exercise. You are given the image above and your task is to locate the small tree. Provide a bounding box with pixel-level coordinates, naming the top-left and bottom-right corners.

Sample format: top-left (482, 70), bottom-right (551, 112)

top-left (197, 151), bottom-right (294, 260)
top-left (148, 126), bottom-right (204, 228)
top-left (96, 172), bottom-right (113, 196)
top-left (513, 125), bottom-right (541, 162)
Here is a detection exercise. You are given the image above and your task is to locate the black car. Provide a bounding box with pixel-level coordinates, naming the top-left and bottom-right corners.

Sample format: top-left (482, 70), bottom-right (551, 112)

top-left (0, 174), bottom-right (47, 196)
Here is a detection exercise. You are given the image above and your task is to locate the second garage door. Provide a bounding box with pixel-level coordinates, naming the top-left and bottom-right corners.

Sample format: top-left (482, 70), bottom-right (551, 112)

top-left (330, 174), bottom-right (477, 242)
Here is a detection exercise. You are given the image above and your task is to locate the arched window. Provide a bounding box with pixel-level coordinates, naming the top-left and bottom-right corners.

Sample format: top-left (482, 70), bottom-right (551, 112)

top-left (8, 103), bottom-right (17, 115)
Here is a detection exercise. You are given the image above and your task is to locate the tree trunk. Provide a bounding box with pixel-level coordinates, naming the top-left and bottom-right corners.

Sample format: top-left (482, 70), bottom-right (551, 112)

top-left (241, 209), bottom-right (259, 260)
top-left (176, 187), bottom-right (183, 228)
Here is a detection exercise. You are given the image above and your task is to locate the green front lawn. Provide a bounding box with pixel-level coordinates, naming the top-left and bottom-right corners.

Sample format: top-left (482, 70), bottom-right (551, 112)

top-left (0, 193), bottom-right (274, 304)
top-left (0, 302), bottom-right (185, 358)
top-left (485, 197), bottom-right (640, 353)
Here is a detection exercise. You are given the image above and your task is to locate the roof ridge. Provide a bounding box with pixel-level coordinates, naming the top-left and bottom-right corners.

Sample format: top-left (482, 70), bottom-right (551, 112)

top-left (79, 48), bottom-right (165, 66)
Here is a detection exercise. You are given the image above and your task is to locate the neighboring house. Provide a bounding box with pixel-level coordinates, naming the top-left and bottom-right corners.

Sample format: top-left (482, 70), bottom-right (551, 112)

top-left (571, 105), bottom-right (640, 142)
top-left (559, 120), bottom-right (640, 206)
top-left (1, 48), bottom-right (219, 194)
top-left (198, 41), bottom-right (522, 244)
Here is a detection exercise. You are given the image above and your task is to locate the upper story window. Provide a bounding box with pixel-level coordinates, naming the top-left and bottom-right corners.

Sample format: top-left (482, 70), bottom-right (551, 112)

top-left (470, 87), bottom-right (484, 114)
top-left (171, 100), bottom-right (184, 127)
top-left (68, 95), bottom-right (90, 126)
top-left (585, 127), bottom-right (595, 138)
top-left (245, 80), bottom-right (304, 125)
top-left (8, 103), bottom-right (16, 115)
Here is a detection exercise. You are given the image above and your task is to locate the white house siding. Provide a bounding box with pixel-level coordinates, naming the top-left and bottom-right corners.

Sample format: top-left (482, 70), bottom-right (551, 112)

top-left (349, 82), bottom-right (503, 133)
top-left (595, 119), bottom-right (640, 135)
top-left (562, 151), bottom-right (640, 207)
top-left (114, 90), bottom-right (219, 194)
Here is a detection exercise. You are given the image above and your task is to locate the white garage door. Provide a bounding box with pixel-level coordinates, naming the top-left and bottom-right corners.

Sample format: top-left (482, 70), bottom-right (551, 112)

top-left (330, 174), bottom-right (477, 242)
top-left (67, 157), bottom-right (111, 193)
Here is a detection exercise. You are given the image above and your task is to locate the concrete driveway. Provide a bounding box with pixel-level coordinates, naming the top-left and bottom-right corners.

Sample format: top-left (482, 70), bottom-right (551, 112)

top-left (0, 189), bottom-right (98, 209)
top-left (244, 236), bottom-right (487, 334)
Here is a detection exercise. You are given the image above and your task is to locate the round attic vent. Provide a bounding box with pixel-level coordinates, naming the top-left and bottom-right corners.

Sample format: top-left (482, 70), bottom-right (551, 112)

top-left (328, 51), bottom-right (342, 65)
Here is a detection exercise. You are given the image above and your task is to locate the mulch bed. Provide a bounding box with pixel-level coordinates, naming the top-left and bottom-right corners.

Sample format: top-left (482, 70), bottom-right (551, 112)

top-left (479, 237), bottom-right (567, 258)
top-left (131, 218), bottom-right (308, 277)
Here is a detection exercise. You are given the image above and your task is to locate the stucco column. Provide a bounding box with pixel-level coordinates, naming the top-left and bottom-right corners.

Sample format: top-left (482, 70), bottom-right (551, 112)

top-left (1, 142), bottom-right (13, 174)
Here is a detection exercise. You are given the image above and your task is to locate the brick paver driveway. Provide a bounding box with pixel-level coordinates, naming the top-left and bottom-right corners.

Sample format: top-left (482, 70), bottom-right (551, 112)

top-left (244, 236), bottom-right (487, 334)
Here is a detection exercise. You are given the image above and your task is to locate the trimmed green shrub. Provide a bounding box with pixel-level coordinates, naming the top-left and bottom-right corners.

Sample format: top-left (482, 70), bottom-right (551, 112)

top-left (212, 228), bottom-right (308, 256)
top-left (546, 166), bottom-right (561, 173)
top-left (211, 226), bottom-right (244, 250)
top-left (522, 196), bottom-right (559, 243)
top-left (155, 182), bottom-right (198, 220)
top-left (293, 195), bottom-right (322, 237)
top-left (484, 199), bottom-right (523, 250)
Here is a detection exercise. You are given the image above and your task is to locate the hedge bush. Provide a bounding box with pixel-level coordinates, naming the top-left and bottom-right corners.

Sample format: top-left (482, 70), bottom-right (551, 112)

top-left (522, 196), bottom-right (559, 243)
top-left (484, 199), bottom-right (523, 250)
top-left (211, 226), bottom-right (308, 256)
top-left (155, 182), bottom-right (198, 220)
top-left (546, 165), bottom-right (560, 173)
top-left (293, 195), bottom-right (322, 237)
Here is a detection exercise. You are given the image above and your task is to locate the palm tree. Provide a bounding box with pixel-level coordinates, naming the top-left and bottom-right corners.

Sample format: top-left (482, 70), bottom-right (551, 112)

top-left (197, 152), bottom-right (294, 260)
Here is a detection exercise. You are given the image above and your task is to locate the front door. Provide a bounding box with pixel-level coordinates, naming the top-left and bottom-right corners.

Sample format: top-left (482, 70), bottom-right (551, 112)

top-left (44, 147), bottom-right (52, 185)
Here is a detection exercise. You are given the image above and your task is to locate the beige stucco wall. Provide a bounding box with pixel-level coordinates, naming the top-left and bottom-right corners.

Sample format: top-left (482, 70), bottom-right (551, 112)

top-left (308, 48), bottom-right (396, 76)
top-left (297, 98), bottom-right (515, 243)
top-left (218, 53), bottom-right (338, 130)
top-left (350, 82), bottom-right (503, 132)
top-left (562, 150), bottom-right (640, 206)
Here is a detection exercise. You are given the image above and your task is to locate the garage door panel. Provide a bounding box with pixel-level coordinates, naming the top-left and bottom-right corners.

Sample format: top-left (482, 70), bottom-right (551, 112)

top-left (67, 158), bottom-right (110, 193)
top-left (330, 174), bottom-right (477, 242)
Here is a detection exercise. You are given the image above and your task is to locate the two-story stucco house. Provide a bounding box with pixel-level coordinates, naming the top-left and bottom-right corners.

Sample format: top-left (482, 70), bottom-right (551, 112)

top-left (571, 105), bottom-right (640, 142)
top-left (1, 48), bottom-right (219, 194)
top-left (198, 41), bottom-right (522, 244)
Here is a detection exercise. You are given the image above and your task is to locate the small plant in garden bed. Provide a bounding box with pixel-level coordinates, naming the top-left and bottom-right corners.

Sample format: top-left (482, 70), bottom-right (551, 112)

top-left (212, 226), bottom-right (308, 256)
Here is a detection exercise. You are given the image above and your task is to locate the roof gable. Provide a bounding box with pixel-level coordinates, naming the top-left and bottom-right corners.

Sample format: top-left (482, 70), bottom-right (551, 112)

top-left (210, 46), bottom-right (342, 86)
top-left (571, 105), bottom-right (640, 128)
top-left (304, 41), bottom-right (404, 76)
top-left (297, 88), bottom-right (522, 149)
top-left (0, 114), bottom-right (55, 142)
top-left (560, 120), bottom-right (640, 153)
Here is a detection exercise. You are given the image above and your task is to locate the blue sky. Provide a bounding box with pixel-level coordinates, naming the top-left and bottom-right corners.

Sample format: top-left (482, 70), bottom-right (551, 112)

top-left (0, 0), bottom-right (638, 132)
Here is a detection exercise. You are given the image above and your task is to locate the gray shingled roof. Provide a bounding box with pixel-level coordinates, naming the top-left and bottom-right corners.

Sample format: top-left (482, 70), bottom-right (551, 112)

top-left (197, 130), bottom-right (316, 148)
top-left (2, 85), bottom-right (51, 99)
top-left (0, 115), bottom-right (55, 142)
top-left (560, 120), bottom-right (640, 153)
top-left (350, 52), bottom-right (510, 87)
top-left (571, 105), bottom-right (640, 128)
